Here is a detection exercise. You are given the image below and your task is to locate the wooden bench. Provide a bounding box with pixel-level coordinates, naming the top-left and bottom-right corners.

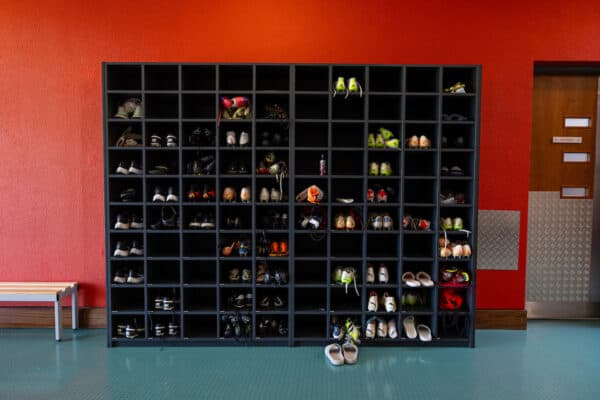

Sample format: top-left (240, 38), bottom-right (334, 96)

top-left (0, 282), bottom-right (79, 341)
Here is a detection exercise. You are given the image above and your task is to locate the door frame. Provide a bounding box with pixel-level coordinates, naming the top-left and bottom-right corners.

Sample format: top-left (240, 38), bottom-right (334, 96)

top-left (527, 63), bottom-right (600, 318)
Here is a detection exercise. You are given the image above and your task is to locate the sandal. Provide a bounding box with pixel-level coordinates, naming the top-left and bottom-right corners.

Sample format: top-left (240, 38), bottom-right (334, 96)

top-left (402, 272), bottom-right (421, 287)
top-left (416, 271), bottom-right (434, 287)
top-left (402, 316), bottom-right (418, 339)
top-left (324, 343), bottom-right (344, 366)
top-left (417, 324), bottom-right (432, 342)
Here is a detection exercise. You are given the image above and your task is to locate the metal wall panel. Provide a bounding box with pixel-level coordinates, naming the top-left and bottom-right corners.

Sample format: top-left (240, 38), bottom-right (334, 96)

top-left (526, 191), bottom-right (592, 302)
top-left (477, 210), bottom-right (520, 270)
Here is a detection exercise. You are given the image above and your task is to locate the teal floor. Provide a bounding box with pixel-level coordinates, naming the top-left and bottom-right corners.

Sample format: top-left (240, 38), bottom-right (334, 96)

top-left (1, 320), bottom-right (599, 400)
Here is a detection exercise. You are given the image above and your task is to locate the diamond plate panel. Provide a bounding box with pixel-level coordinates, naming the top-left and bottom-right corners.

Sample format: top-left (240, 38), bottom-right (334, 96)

top-left (477, 210), bottom-right (520, 270)
top-left (526, 191), bottom-right (592, 302)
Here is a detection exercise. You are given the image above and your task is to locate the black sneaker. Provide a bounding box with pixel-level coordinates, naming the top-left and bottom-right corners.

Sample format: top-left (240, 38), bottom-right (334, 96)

top-left (201, 213), bottom-right (216, 229)
top-left (245, 293), bottom-right (253, 307)
top-left (116, 161), bottom-right (129, 175)
top-left (113, 271), bottom-right (127, 283)
top-left (152, 187), bottom-right (165, 202)
top-left (226, 161), bottom-right (238, 174)
top-left (114, 213), bottom-right (130, 230)
top-left (148, 164), bottom-right (169, 175)
top-left (233, 294), bottom-right (246, 309)
top-left (166, 186), bottom-right (178, 202)
top-left (259, 296), bottom-right (270, 308)
top-left (129, 241), bottom-right (144, 256)
top-left (126, 270), bottom-right (144, 284)
top-left (128, 161), bottom-right (143, 175)
top-left (120, 188), bottom-right (137, 202)
top-left (113, 241), bottom-right (130, 257)
top-left (150, 134), bottom-right (162, 147)
top-left (238, 162), bottom-right (249, 174)
top-left (130, 214), bottom-right (143, 229)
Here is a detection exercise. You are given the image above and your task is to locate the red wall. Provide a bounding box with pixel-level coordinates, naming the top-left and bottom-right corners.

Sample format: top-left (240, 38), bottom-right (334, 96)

top-left (1, 0), bottom-right (599, 308)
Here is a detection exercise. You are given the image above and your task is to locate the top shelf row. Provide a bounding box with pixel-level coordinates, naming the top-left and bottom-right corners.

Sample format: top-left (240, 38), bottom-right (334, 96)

top-left (106, 64), bottom-right (478, 94)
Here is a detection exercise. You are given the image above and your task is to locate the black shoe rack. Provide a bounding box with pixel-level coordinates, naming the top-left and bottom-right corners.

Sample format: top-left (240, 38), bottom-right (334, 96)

top-left (104, 63), bottom-right (480, 347)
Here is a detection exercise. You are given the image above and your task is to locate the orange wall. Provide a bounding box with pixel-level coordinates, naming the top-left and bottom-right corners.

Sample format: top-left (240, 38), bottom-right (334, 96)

top-left (1, 0), bottom-right (599, 307)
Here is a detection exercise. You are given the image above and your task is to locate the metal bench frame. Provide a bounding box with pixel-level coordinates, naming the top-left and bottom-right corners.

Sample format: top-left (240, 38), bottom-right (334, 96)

top-left (0, 282), bottom-right (79, 341)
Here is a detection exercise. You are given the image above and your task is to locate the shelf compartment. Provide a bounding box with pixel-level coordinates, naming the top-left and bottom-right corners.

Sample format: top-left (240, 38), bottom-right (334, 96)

top-left (108, 150), bottom-right (143, 177)
top-left (400, 314), bottom-right (433, 339)
top-left (295, 288), bottom-right (327, 312)
top-left (295, 122), bottom-right (328, 147)
top-left (108, 179), bottom-right (143, 203)
top-left (405, 122), bottom-right (438, 149)
top-left (146, 233), bottom-right (180, 257)
top-left (145, 121), bottom-right (180, 148)
top-left (404, 180), bottom-right (436, 204)
top-left (183, 260), bottom-right (217, 285)
top-left (369, 94), bottom-right (402, 120)
top-left (331, 234), bottom-right (363, 258)
top-left (405, 151), bottom-right (436, 176)
top-left (182, 94), bottom-right (216, 119)
top-left (296, 65), bottom-right (329, 91)
top-left (219, 259), bottom-right (252, 285)
top-left (331, 122), bottom-right (363, 148)
top-left (442, 96), bottom-right (475, 121)
top-left (330, 286), bottom-right (361, 312)
top-left (440, 180), bottom-right (474, 206)
top-left (182, 65), bottom-right (216, 91)
top-left (256, 287), bottom-right (289, 312)
top-left (369, 66), bottom-right (403, 92)
top-left (295, 151), bottom-right (327, 176)
top-left (403, 234), bottom-right (435, 259)
top-left (106, 65), bottom-right (141, 91)
top-left (107, 121), bottom-right (143, 147)
top-left (256, 65), bottom-right (290, 91)
top-left (332, 150), bottom-right (364, 175)
top-left (256, 122), bottom-right (289, 147)
top-left (111, 287), bottom-right (145, 312)
top-left (219, 65), bottom-right (252, 91)
top-left (182, 315), bottom-right (216, 339)
top-left (220, 206), bottom-right (252, 230)
top-left (406, 67), bottom-right (440, 93)
top-left (332, 95), bottom-right (364, 120)
top-left (405, 95), bottom-right (438, 121)
top-left (295, 260), bottom-right (327, 285)
top-left (148, 314), bottom-right (182, 339)
top-left (441, 152), bottom-right (474, 178)
top-left (145, 94), bottom-right (179, 119)
top-left (145, 65), bottom-right (178, 91)
top-left (218, 120), bottom-right (252, 147)
top-left (442, 124), bottom-right (474, 150)
top-left (443, 67), bottom-right (477, 94)
top-left (256, 205), bottom-right (290, 230)
top-left (182, 121), bottom-right (216, 147)
top-left (437, 313), bottom-right (471, 339)
top-left (183, 234), bottom-right (216, 257)
top-left (295, 234), bottom-right (327, 258)
top-left (111, 315), bottom-right (146, 339)
top-left (184, 287), bottom-right (217, 312)
top-left (107, 93), bottom-right (142, 119)
top-left (331, 178), bottom-right (364, 203)
top-left (439, 207), bottom-right (473, 234)
top-left (256, 94), bottom-right (290, 120)
top-left (367, 234), bottom-right (399, 258)
top-left (110, 260), bottom-right (144, 286)
top-left (403, 206), bottom-right (436, 231)
top-left (147, 260), bottom-right (180, 285)
top-left (402, 260), bottom-right (434, 278)
top-left (295, 94), bottom-right (328, 119)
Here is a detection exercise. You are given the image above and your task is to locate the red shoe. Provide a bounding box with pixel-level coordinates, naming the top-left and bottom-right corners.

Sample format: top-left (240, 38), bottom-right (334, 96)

top-left (367, 188), bottom-right (375, 203)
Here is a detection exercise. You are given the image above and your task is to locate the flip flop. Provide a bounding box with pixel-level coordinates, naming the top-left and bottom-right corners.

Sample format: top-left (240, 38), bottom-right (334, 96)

top-left (324, 343), bottom-right (344, 366)
top-left (416, 271), bottom-right (434, 287)
top-left (417, 324), bottom-right (432, 342)
top-left (403, 316), bottom-right (418, 339)
top-left (342, 342), bottom-right (359, 364)
top-left (402, 272), bottom-right (421, 287)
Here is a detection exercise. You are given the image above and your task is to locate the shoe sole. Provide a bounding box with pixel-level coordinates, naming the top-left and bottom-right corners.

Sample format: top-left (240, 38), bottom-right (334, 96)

top-left (200, 223), bottom-right (215, 229)
top-left (128, 167), bottom-right (143, 175)
top-left (130, 222), bottom-right (144, 229)
top-left (116, 167), bottom-right (129, 175)
top-left (114, 222), bottom-right (130, 230)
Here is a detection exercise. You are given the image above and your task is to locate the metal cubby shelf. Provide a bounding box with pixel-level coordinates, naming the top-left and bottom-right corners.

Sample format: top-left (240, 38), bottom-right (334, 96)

top-left (104, 63), bottom-right (480, 347)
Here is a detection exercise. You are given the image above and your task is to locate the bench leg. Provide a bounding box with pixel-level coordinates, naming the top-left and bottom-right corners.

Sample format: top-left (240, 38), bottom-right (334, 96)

top-left (54, 301), bottom-right (63, 341)
top-left (71, 289), bottom-right (79, 330)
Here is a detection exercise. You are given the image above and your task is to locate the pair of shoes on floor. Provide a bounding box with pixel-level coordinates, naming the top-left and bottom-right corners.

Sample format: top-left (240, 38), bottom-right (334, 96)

top-left (325, 341), bottom-right (359, 366)
top-left (403, 316), bottom-right (432, 342)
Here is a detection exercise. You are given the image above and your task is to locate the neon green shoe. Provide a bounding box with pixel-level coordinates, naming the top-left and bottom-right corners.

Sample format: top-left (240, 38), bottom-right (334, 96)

top-left (384, 138), bottom-right (399, 148)
top-left (378, 127), bottom-right (394, 140)
top-left (333, 77), bottom-right (346, 97)
top-left (345, 318), bottom-right (361, 345)
top-left (347, 77), bottom-right (363, 98)
top-left (367, 133), bottom-right (375, 148)
top-left (380, 162), bottom-right (392, 176)
top-left (375, 133), bottom-right (385, 148)
top-left (369, 162), bottom-right (379, 176)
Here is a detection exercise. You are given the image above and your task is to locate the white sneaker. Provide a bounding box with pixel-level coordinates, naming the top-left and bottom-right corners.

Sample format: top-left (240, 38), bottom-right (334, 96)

top-left (342, 342), bottom-right (358, 364)
top-left (239, 131), bottom-right (249, 147)
top-left (368, 291), bottom-right (378, 312)
top-left (384, 293), bottom-right (396, 312)
top-left (388, 319), bottom-right (398, 338)
top-left (366, 263), bottom-right (375, 284)
top-left (377, 318), bottom-right (388, 338)
top-left (378, 264), bottom-right (389, 283)
top-left (365, 318), bottom-right (376, 339)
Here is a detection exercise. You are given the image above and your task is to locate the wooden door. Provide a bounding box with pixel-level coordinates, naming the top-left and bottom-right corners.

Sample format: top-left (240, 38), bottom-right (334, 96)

top-left (530, 75), bottom-right (598, 197)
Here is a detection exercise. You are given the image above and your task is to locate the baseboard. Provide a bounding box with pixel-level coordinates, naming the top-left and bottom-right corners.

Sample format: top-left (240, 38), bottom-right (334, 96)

top-left (0, 307), bottom-right (527, 330)
top-left (0, 307), bottom-right (105, 329)
top-left (475, 309), bottom-right (527, 329)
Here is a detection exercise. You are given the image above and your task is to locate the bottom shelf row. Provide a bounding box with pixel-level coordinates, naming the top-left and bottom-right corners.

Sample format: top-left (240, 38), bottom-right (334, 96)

top-left (111, 313), bottom-right (470, 343)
